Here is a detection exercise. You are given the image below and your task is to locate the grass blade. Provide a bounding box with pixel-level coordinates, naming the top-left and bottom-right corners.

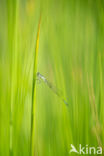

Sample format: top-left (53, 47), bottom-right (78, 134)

top-left (30, 15), bottom-right (41, 156)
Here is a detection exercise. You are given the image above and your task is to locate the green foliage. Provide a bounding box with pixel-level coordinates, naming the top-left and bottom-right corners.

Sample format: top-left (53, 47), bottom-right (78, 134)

top-left (0, 0), bottom-right (104, 156)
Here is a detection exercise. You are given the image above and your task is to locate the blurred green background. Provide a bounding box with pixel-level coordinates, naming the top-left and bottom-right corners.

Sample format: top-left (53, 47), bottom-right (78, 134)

top-left (0, 0), bottom-right (104, 156)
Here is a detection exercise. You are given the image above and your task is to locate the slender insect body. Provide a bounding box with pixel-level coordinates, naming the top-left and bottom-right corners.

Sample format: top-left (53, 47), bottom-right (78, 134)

top-left (37, 72), bottom-right (68, 106)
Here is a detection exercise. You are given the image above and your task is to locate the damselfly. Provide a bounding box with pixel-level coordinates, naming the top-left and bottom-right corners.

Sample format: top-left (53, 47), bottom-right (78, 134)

top-left (37, 72), bottom-right (68, 106)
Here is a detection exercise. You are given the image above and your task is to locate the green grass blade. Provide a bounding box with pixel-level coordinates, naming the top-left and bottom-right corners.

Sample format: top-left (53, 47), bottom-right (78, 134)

top-left (30, 16), bottom-right (41, 156)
